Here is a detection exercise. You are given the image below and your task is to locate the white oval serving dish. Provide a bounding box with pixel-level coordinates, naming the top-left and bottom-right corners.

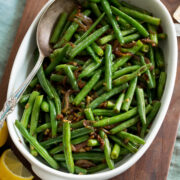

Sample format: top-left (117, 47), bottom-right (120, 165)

top-left (6, 0), bottom-right (178, 179)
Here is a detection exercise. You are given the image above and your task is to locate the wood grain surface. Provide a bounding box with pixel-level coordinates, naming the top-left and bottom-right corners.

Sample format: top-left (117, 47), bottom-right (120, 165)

top-left (0, 0), bottom-right (179, 179)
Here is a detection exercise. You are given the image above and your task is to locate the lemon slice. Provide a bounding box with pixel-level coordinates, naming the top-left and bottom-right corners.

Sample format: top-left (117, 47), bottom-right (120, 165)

top-left (0, 149), bottom-right (34, 180)
top-left (0, 121), bottom-right (8, 147)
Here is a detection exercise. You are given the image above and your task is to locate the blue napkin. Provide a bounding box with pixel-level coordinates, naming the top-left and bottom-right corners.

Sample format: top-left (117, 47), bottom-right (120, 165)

top-left (0, 0), bottom-right (26, 81)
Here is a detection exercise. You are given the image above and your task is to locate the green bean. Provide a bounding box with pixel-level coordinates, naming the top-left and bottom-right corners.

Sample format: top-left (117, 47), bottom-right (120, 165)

top-left (47, 97), bottom-right (57, 138)
top-left (124, 33), bottom-right (141, 43)
top-left (50, 74), bottom-right (65, 82)
top-left (157, 72), bottom-right (166, 100)
top-left (111, 105), bottom-right (152, 134)
top-left (94, 65), bottom-right (140, 91)
top-left (141, 44), bottom-right (149, 53)
top-left (41, 101), bottom-right (49, 112)
top-left (136, 87), bottom-right (146, 125)
top-left (59, 9), bottom-right (77, 38)
top-left (122, 77), bottom-right (137, 111)
top-left (89, 0), bottom-right (100, 2)
top-left (101, 0), bottom-right (124, 44)
top-left (19, 94), bottom-right (30, 104)
top-left (37, 66), bottom-right (54, 98)
top-left (116, 16), bottom-right (131, 29)
top-left (60, 20), bottom-right (71, 38)
top-left (21, 91), bottom-right (40, 128)
top-left (111, 144), bottom-right (120, 160)
top-left (54, 10), bottom-right (91, 48)
top-left (99, 130), bottom-right (114, 169)
top-left (74, 70), bottom-right (102, 105)
top-left (50, 12), bottom-right (68, 44)
top-left (15, 120), bottom-right (59, 169)
top-left (95, 87), bottom-right (106, 96)
top-left (60, 162), bottom-right (87, 174)
top-left (92, 109), bottom-right (117, 116)
top-left (30, 95), bottom-right (43, 156)
top-left (82, 59), bottom-right (92, 70)
top-left (63, 121), bottom-right (74, 173)
top-left (47, 80), bottom-right (61, 116)
top-left (155, 47), bottom-right (165, 70)
top-left (119, 148), bottom-right (129, 155)
top-left (113, 65), bottom-right (140, 79)
top-left (106, 101), bottom-right (115, 109)
top-left (73, 59), bottom-right (85, 65)
top-left (89, 3), bottom-right (107, 25)
top-left (120, 1), bottom-right (151, 15)
top-left (119, 6), bottom-right (160, 26)
top-left (91, 42), bottom-right (104, 56)
top-left (54, 152), bottom-right (105, 161)
top-left (68, 25), bottom-right (109, 58)
top-left (140, 55), bottom-right (155, 89)
top-left (113, 64), bottom-right (151, 86)
top-left (50, 135), bottom-right (89, 155)
top-left (86, 46), bottom-right (101, 63)
top-left (78, 61), bottom-right (102, 79)
top-left (40, 128), bottom-right (93, 148)
top-left (57, 120), bottom-right (87, 135)
top-left (149, 46), bottom-right (156, 86)
top-left (87, 163), bottom-right (108, 174)
top-left (75, 13), bottom-right (105, 44)
top-left (84, 108), bottom-right (95, 121)
top-left (111, 117), bottom-right (139, 133)
top-left (87, 139), bottom-right (100, 147)
top-left (64, 65), bottom-right (79, 91)
top-left (93, 107), bottom-right (137, 127)
top-left (74, 33), bottom-right (101, 64)
top-left (47, 44), bottom-right (70, 75)
top-left (117, 131), bottom-right (145, 145)
top-left (98, 28), bottom-right (136, 45)
top-left (29, 78), bottom-right (38, 88)
top-left (71, 120), bottom-right (84, 129)
top-left (55, 64), bottom-right (77, 72)
top-left (108, 135), bottom-right (137, 153)
top-left (114, 93), bottom-right (125, 113)
top-left (109, 0), bottom-right (122, 8)
top-left (30, 95), bottom-right (43, 136)
top-left (148, 24), bottom-right (158, 46)
top-left (71, 135), bottom-right (89, 145)
top-left (112, 40), bottom-right (143, 72)
top-left (105, 44), bottom-right (112, 91)
top-left (36, 123), bottom-right (51, 133)
top-left (140, 101), bottom-right (161, 138)
top-left (111, 6), bottom-right (149, 37)
top-left (128, 142), bottom-right (138, 152)
top-left (88, 83), bottom-right (128, 109)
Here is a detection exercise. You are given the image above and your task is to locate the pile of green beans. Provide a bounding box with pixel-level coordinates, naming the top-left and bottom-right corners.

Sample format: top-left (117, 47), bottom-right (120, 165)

top-left (16, 0), bottom-right (167, 175)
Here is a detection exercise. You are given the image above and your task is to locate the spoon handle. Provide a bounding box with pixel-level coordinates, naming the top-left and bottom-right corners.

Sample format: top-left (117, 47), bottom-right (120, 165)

top-left (0, 54), bottom-right (44, 129)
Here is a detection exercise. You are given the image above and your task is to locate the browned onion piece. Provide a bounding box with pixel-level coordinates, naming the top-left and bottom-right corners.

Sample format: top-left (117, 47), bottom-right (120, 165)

top-left (75, 160), bottom-right (96, 168)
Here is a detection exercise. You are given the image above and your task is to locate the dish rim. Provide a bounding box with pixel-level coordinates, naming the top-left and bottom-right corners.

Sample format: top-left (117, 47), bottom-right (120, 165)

top-left (6, 0), bottom-right (178, 179)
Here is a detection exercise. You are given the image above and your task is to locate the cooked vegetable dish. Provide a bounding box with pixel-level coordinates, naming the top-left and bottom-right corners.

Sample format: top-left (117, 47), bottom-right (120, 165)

top-left (15, 0), bottom-right (167, 174)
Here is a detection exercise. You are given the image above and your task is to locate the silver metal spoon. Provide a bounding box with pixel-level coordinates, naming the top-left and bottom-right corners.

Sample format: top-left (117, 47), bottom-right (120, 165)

top-left (0, 0), bottom-right (77, 128)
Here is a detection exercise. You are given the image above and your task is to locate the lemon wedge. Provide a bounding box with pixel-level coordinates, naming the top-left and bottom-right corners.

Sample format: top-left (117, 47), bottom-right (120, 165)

top-left (0, 121), bottom-right (8, 147)
top-left (0, 149), bottom-right (34, 180)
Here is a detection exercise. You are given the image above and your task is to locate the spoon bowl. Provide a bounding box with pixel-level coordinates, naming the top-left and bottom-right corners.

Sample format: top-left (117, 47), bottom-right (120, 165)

top-left (37, 0), bottom-right (76, 57)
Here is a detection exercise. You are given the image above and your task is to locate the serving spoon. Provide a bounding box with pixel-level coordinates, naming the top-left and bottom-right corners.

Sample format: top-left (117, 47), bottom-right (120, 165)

top-left (0, 0), bottom-right (78, 129)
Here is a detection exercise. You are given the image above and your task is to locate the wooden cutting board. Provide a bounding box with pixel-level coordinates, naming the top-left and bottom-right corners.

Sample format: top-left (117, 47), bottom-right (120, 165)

top-left (0, 0), bottom-right (179, 179)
